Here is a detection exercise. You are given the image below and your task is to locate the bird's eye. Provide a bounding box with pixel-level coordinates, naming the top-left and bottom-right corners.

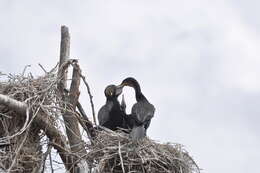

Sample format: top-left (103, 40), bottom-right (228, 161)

top-left (123, 82), bottom-right (130, 86)
top-left (109, 90), bottom-right (113, 96)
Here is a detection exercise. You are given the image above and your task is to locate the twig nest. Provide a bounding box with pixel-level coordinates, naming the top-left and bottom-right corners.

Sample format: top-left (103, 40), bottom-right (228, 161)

top-left (86, 129), bottom-right (200, 173)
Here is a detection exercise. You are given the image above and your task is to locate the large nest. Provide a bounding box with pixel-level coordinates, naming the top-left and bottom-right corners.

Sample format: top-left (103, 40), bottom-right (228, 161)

top-left (87, 129), bottom-right (200, 173)
top-left (0, 66), bottom-right (61, 172)
top-left (0, 65), bottom-right (201, 173)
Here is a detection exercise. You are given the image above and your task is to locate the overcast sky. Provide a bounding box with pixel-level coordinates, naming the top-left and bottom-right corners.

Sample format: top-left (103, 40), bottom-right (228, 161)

top-left (1, 0), bottom-right (260, 173)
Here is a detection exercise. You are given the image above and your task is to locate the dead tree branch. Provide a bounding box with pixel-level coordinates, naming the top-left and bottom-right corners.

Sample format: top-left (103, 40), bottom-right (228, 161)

top-left (58, 25), bottom-right (70, 90)
top-left (63, 61), bottom-right (86, 154)
top-left (57, 26), bottom-right (88, 172)
top-left (76, 101), bottom-right (96, 139)
top-left (80, 74), bottom-right (97, 125)
top-left (63, 88), bottom-right (96, 140)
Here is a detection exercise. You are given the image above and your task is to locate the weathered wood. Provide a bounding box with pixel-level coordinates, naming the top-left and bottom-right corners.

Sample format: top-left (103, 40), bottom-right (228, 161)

top-left (63, 61), bottom-right (86, 154)
top-left (63, 88), bottom-right (96, 140)
top-left (58, 25), bottom-right (70, 90)
top-left (0, 94), bottom-right (27, 115)
top-left (58, 26), bottom-right (89, 172)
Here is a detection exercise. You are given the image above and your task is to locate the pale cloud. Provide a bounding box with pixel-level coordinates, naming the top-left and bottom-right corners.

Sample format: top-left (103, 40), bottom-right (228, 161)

top-left (0, 0), bottom-right (260, 173)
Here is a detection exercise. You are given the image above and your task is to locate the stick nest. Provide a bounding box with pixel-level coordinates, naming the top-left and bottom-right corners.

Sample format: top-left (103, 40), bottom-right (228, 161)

top-left (0, 66), bottom-right (61, 172)
top-left (0, 65), bottom-right (201, 173)
top-left (87, 129), bottom-right (200, 173)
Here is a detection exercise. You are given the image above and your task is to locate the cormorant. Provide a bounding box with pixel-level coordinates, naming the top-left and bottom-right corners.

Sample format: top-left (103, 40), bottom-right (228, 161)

top-left (98, 85), bottom-right (127, 131)
top-left (118, 77), bottom-right (155, 140)
top-left (120, 94), bottom-right (126, 113)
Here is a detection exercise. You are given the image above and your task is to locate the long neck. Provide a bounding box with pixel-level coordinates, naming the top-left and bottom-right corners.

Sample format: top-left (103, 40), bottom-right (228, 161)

top-left (133, 82), bottom-right (147, 102)
top-left (106, 96), bottom-right (120, 106)
top-left (106, 96), bottom-right (117, 102)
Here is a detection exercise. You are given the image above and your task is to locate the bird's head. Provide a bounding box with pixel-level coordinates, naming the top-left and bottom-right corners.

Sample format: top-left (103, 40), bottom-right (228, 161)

top-left (104, 84), bottom-right (123, 98)
top-left (118, 77), bottom-right (139, 89)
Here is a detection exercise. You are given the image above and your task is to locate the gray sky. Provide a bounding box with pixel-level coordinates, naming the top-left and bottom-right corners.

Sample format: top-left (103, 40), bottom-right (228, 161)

top-left (1, 0), bottom-right (260, 172)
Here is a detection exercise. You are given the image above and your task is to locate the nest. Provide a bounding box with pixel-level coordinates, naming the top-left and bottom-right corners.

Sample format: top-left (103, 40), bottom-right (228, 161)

top-left (87, 129), bottom-right (200, 173)
top-left (0, 65), bottom-right (201, 173)
top-left (0, 67), bottom-right (60, 172)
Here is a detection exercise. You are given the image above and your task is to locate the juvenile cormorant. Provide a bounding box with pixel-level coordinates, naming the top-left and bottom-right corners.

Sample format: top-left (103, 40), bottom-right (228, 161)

top-left (118, 77), bottom-right (155, 140)
top-left (98, 85), bottom-right (127, 130)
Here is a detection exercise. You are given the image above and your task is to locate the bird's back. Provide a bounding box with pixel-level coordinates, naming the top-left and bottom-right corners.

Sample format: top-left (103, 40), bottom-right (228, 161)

top-left (131, 100), bottom-right (155, 126)
top-left (129, 100), bottom-right (155, 140)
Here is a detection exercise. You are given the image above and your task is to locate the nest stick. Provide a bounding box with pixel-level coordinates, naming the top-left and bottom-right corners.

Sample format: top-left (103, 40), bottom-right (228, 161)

top-left (7, 129), bottom-right (29, 173)
top-left (80, 74), bottom-right (96, 125)
top-left (118, 141), bottom-right (125, 173)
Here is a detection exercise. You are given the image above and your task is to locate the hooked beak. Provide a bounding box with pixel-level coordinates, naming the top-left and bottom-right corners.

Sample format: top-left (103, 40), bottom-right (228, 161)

top-left (117, 83), bottom-right (125, 89)
top-left (115, 85), bottom-right (123, 96)
top-left (118, 83), bottom-right (124, 88)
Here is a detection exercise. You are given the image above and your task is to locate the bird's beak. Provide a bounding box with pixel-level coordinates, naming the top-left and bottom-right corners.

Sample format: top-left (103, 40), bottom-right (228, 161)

top-left (118, 83), bottom-right (124, 88)
top-left (115, 85), bottom-right (123, 95)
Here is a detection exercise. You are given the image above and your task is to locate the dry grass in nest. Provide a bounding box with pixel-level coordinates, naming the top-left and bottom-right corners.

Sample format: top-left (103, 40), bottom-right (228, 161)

top-left (0, 66), bottom-right (62, 172)
top-left (86, 129), bottom-right (200, 173)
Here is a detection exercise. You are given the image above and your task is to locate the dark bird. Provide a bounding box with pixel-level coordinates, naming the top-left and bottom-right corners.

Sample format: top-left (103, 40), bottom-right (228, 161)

top-left (118, 77), bottom-right (155, 140)
top-left (120, 94), bottom-right (126, 113)
top-left (98, 85), bottom-right (127, 131)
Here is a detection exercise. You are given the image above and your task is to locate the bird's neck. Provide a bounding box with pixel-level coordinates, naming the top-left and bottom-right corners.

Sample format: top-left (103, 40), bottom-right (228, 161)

top-left (106, 97), bottom-right (120, 105)
top-left (136, 92), bottom-right (147, 102)
top-left (133, 83), bottom-right (147, 102)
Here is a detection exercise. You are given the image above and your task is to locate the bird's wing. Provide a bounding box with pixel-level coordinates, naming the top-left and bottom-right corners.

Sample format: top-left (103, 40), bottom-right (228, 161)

top-left (97, 105), bottom-right (110, 126)
top-left (131, 102), bottom-right (155, 124)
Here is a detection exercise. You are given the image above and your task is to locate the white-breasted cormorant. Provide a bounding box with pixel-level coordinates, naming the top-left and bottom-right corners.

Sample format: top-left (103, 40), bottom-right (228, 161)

top-left (118, 77), bottom-right (155, 140)
top-left (98, 85), bottom-right (127, 131)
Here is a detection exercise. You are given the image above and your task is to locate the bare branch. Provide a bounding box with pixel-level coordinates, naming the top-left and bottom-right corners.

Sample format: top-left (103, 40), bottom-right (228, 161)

top-left (76, 101), bottom-right (96, 139)
top-left (49, 150), bottom-right (54, 173)
top-left (58, 25), bottom-right (70, 91)
top-left (0, 94), bottom-right (27, 115)
top-left (63, 88), bottom-right (96, 141)
top-left (0, 94), bottom-right (30, 142)
top-left (40, 144), bottom-right (52, 173)
top-left (7, 129), bottom-right (29, 173)
top-left (57, 26), bottom-right (88, 172)
top-left (63, 61), bottom-right (87, 155)
top-left (38, 63), bottom-right (47, 74)
top-left (80, 74), bottom-right (97, 125)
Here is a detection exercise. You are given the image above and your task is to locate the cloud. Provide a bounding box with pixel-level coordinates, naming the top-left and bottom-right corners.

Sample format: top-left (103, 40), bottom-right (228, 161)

top-left (0, 0), bottom-right (260, 173)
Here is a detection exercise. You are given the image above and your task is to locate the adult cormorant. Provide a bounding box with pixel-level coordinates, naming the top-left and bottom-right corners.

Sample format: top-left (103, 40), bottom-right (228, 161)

top-left (98, 85), bottom-right (127, 131)
top-left (118, 77), bottom-right (155, 140)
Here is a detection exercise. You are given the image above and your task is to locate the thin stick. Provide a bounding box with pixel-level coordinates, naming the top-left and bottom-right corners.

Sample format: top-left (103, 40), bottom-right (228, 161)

top-left (41, 144), bottom-right (52, 173)
top-left (7, 129), bottom-right (29, 173)
top-left (38, 63), bottom-right (47, 74)
top-left (80, 74), bottom-right (96, 125)
top-left (22, 65), bottom-right (31, 76)
top-left (118, 141), bottom-right (125, 173)
top-left (76, 102), bottom-right (96, 138)
top-left (49, 150), bottom-right (54, 173)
